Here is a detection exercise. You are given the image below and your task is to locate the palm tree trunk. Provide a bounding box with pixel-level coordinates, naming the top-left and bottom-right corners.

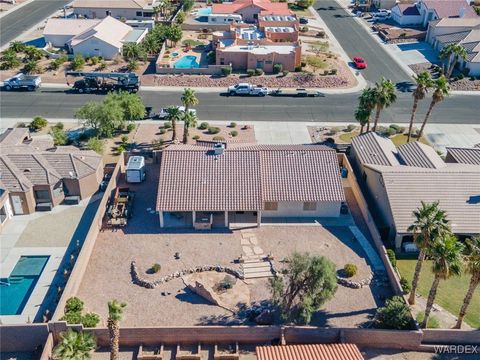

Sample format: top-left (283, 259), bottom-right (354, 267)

top-left (447, 57), bottom-right (457, 79)
top-left (171, 119), bottom-right (176, 141)
top-left (183, 125), bottom-right (188, 144)
top-left (407, 98), bottom-right (419, 142)
top-left (422, 275), bottom-right (441, 328)
top-left (408, 249), bottom-right (425, 305)
top-left (418, 100), bottom-right (435, 139)
top-left (366, 119), bottom-right (370, 132)
top-left (108, 320), bottom-right (120, 360)
top-left (360, 124), bottom-right (364, 134)
top-left (372, 106), bottom-right (381, 132)
top-left (454, 275), bottom-right (479, 329)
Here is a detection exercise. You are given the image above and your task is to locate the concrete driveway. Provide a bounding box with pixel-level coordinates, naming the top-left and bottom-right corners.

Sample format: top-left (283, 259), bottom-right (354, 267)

top-left (388, 41), bottom-right (439, 66)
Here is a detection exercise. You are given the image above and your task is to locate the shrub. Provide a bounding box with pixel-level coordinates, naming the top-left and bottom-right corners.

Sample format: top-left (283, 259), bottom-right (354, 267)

top-left (255, 68), bottom-right (264, 76)
top-left (294, 65), bottom-right (302, 72)
top-left (296, 0), bottom-right (315, 8)
top-left (300, 26), bottom-right (309, 33)
top-left (247, 68), bottom-right (255, 77)
top-left (17, 122), bottom-right (27, 128)
top-left (54, 122), bottom-right (64, 130)
top-left (282, 70), bottom-right (289, 76)
top-left (151, 263), bottom-right (161, 273)
top-left (87, 137), bottom-right (105, 154)
top-left (61, 310), bottom-right (83, 325)
top-left (386, 127), bottom-right (396, 136)
top-left (89, 56), bottom-right (100, 65)
top-left (213, 135), bottom-right (225, 141)
top-left (50, 127), bottom-right (68, 146)
top-left (65, 297), bottom-right (84, 313)
top-left (24, 60), bottom-right (40, 74)
top-left (400, 277), bottom-right (411, 294)
top-left (151, 139), bottom-right (165, 149)
top-left (389, 124), bottom-right (404, 134)
top-left (206, 51), bottom-right (215, 64)
top-left (221, 66), bottom-right (232, 76)
top-left (346, 124), bottom-right (356, 132)
top-left (30, 116), bottom-right (48, 131)
top-left (273, 63), bottom-right (283, 74)
top-left (98, 60), bottom-right (107, 70)
top-left (71, 54), bottom-right (85, 71)
top-left (230, 122), bottom-right (237, 128)
top-left (343, 263), bottom-right (357, 278)
top-left (121, 134), bottom-right (129, 143)
top-left (81, 312), bottom-right (100, 328)
top-left (127, 59), bottom-right (139, 71)
top-left (317, 30), bottom-right (326, 38)
top-left (387, 249), bottom-right (397, 268)
top-left (416, 312), bottom-right (440, 329)
top-left (126, 123), bottom-right (136, 133)
top-left (176, 10), bottom-right (186, 24)
top-left (230, 130), bottom-right (238, 137)
top-left (208, 126), bottom-right (220, 134)
top-left (159, 128), bottom-right (166, 134)
top-left (330, 68), bottom-right (337, 75)
top-left (116, 144), bottom-right (126, 154)
top-left (192, 135), bottom-right (200, 140)
top-left (163, 121), bottom-right (172, 129)
top-left (374, 296), bottom-right (413, 330)
top-left (199, 122), bottom-right (209, 130)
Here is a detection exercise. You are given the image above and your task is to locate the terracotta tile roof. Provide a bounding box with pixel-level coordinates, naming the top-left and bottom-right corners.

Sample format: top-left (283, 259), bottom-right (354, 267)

top-left (422, 0), bottom-right (478, 19)
top-left (2, 154), bottom-right (62, 186)
top-left (0, 128), bottom-right (30, 146)
top-left (351, 132), bottom-right (400, 167)
top-left (72, 0), bottom-right (151, 9)
top-left (256, 343), bottom-right (364, 360)
top-left (212, 0), bottom-right (291, 16)
top-left (156, 144), bottom-right (344, 212)
top-left (0, 156), bottom-right (33, 192)
top-left (397, 141), bottom-right (446, 169)
top-left (446, 146), bottom-right (480, 165)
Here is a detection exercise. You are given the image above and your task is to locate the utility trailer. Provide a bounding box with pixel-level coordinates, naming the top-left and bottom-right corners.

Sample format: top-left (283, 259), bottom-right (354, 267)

top-left (65, 71), bottom-right (140, 93)
top-left (106, 187), bottom-right (135, 227)
top-left (270, 88), bottom-right (323, 97)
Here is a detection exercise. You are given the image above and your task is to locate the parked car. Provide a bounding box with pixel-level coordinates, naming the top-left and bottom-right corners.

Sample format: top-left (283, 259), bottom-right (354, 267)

top-left (270, 88), bottom-right (323, 97)
top-left (228, 83), bottom-right (268, 96)
top-left (373, 9), bottom-right (391, 16)
top-left (299, 17), bottom-right (309, 24)
top-left (155, 106), bottom-right (197, 119)
top-left (3, 73), bottom-right (41, 91)
top-left (353, 56), bottom-right (368, 69)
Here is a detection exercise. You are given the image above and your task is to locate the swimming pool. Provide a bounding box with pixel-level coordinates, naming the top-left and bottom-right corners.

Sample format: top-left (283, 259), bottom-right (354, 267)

top-left (197, 7), bottom-right (212, 16)
top-left (0, 256), bottom-right (49, 315)
top-left (174, 55), bottom-right (200, 69)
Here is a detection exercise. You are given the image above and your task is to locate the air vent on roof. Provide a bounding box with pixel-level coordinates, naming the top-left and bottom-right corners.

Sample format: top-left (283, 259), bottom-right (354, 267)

top-left (23, 168), bottom-right (31, 173)
top-left (213, 143), bottom-right (225, 155)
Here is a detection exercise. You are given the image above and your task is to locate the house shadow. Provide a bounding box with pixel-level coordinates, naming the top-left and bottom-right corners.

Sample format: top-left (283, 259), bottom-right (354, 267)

top-left (310, 307), bottom-right (378, 328)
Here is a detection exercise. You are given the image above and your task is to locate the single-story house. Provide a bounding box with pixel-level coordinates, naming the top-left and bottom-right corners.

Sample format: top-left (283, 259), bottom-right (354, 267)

top-left (211, 0), bottom-right (292, 23)
top-left (445, 145), bottom-right (480, 165)
top-left (0, 128), bottom-right (103, 216)
top-left (372, 0), bottom-right (397, 10)
top-left (43, 16), bottom-right (147, 59)
top-left (256, 343), bottom-right (364, 360)
top-left (72, 0), bottom-right (159, 20)
top-left (351, 133), bottom-right (480, 249)
top-left (391, 0), bottom-right (478, 28)
top-left (156, 143), bottom-right (345, 228)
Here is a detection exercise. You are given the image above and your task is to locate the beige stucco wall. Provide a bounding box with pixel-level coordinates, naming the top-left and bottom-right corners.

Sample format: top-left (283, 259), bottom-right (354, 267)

top-left (73, 7), bottom-right (151, 20)
top-left (72, 37), bottom-right (121, 60)
top-left (9, 190), bottom-right (36, 215)
top-left (0, 190), bottom-right (13, 232)
top-left (236, 5), bottom-right (263, 23)
top-left (262, 201), bottom-right (341, 218)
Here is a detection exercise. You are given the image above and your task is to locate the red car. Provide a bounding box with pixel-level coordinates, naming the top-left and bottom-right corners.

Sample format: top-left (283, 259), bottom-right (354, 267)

top-left (353, 56), bottom-right (367, 69)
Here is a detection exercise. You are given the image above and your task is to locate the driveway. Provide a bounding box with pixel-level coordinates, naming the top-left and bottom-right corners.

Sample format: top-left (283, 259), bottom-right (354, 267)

top-left (389, 41), bottom-right (439, 66)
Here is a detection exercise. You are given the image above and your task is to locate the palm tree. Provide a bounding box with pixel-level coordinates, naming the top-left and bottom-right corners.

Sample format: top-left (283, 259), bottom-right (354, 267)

top-left (108, 300), bottom-right (126, 360)
top-left (439, 43), bottom-right (468, 79)
top-left (407, 201), bottom-right (450, 305)
top-left (52, 330), bottom-right (96, 360)
top-left (417, 76), bottom-right (449, 139)
top-left (182, 111), bottom-right (198, 144)
top-left (166, 106), bottom-right (182, 141)
top-left (181, 88), bottom-right (199, 113)
top-left (354, 106), bottom-right (370, 134)
top-left (372, 78), bottom-right (396, 132)
top-left (9, 40), bottom-right (26, 53)
top-left (141, 35), bottom-right (159, 56)
top-left (421, 234), bottom-right (463, 328)
top-left (357, 87), bottom-right (376, 132)
top-left (407, 72), bottom-right (432, 142)
top-left (454, 236), bottom-right (480, 329)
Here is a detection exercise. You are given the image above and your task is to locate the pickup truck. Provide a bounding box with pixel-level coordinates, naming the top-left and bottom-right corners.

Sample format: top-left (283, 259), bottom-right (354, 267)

top-left (228, 83), bottom-right (268, 96)
top-left (270, 88), bottom-right (323, 97)
top-left (3, 73), bottom-right (41, 91)
top-left (155, 106), bottom-right (197, 120)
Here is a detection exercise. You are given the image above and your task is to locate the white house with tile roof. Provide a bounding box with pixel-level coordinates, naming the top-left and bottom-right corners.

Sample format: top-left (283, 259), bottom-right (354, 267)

top-left (72, 0), bottom-right (159, 20)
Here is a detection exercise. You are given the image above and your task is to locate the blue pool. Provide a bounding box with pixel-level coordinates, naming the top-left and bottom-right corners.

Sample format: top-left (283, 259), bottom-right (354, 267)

top-left (197, 7), bottom-right (212, 16)
top-left (174, 55), bottom-right (200, 69)
top-left (0, 256), bottom-right (49, 315)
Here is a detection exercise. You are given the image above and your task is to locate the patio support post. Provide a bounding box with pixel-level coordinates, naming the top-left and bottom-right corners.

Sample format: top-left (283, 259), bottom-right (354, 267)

top-left (192, 211), bottom-right (196, 225)
top-left (257, 210), bottom-right (261, 227)
top-left (225, 211), bottom-right (229, 228)
top-left (159, 211), bottom-right (164, 228)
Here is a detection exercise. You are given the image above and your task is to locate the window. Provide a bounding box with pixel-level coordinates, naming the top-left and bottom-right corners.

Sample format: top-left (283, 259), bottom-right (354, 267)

top-left (143, 12), bottom-right (153, 17)
top-left (265, 61), bottom-right (272, 64)
top-left (34, 190), bottom-right (51, 203)
top-left (220, 58), bottom-right (225, 65)
top-left (303, 202), bottom-right (317, 211)
top-left (136, 11), bottom-right (142, 16)
top-left (264, 202), bottom-right (278, 211)
top-left (211, 17), bottom-right (216, 22)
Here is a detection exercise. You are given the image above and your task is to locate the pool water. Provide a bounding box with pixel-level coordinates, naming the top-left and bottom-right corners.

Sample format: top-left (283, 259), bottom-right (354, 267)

top-left (197, 7), bottom-right (212, 16)
top-left (172, 52), bottom-right (179, 57)
top-left (0, 256), bottom-right (49, 315)
top-left (174, 55), bottom-right (200, 69)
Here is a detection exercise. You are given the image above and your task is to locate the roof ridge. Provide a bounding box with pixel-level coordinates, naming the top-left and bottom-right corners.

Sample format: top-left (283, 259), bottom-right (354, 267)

top-left (71, 153), bottom-right (98, 173)
top-left (0, 155), bottom-right (32, 191)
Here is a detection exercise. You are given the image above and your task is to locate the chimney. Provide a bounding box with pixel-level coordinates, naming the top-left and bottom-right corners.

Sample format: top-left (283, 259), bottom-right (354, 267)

top-left (459, 7), bottom-right (465, 18)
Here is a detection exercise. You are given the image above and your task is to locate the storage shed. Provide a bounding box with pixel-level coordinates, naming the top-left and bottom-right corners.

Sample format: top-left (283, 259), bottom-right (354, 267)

top-left (126, 156), bottom-right (145, 183)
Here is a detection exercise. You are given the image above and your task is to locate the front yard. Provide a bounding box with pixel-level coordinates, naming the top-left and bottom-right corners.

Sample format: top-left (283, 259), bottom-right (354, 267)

top-left (397, 259), bottom-right (480, 329)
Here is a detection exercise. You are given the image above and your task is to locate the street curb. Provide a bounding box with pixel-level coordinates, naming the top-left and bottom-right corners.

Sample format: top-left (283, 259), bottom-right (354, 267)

top-left (0, 0), bottom-right (36, 20)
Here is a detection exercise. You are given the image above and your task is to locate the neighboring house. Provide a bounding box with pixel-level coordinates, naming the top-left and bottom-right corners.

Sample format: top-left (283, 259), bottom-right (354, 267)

top-left (426, 18), bottom-right (480, 76)
top-left (351, 133), bottom-right (480, 249)
top-left (44, 16), bottom-right (147, 59)
top-left (156, 143), bottom-right (345, 229)
top-left (211, 0), bottom-right (292, 23)
top-left (0, 128), bottom-right (103, 216)
top-left (72, 0), bottom-right (159, 20)
top-left (445, 146), bottom-right (480, 165)
top-left (391, 0), bottom-right (477, 27)
top-left (372, 0), bottom-right (397, 10)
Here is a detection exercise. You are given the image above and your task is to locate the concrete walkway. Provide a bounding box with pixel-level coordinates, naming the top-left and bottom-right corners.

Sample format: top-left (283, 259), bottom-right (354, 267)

top-left (349, 226), bottom-right (385, 272)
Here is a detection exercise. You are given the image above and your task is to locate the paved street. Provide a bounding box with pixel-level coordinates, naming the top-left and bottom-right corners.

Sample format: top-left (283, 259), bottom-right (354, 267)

top-left (0, 88), bottom-right (478, 124)
top-left (0, 0), bottom-right (70, 48)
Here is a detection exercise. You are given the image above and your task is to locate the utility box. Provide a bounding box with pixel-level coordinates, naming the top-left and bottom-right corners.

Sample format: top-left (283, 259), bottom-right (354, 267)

top-left (126, 156), bottom-right (146, 183)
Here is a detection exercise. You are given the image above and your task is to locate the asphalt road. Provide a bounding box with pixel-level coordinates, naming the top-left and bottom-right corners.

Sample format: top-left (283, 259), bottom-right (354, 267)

top-left (0, 0), bottom-right (70, 48)
top-left (314, 0), bottom-right (412, 85)
top-left (1, 88), bottom-right (479, 124)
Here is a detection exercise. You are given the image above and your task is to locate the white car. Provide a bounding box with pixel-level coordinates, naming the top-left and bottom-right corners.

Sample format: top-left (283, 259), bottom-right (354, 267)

top-left (373, 9), bottom-right (391, 16)
top-left (156, 106), bottom-right (197, 119)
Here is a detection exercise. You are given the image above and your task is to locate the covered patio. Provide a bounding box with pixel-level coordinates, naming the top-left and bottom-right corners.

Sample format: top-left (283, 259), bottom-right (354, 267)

top-left (159, 210), bottom-right (261, 229)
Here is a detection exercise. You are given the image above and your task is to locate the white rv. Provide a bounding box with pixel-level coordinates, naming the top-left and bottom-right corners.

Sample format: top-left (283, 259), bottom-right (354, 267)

top-left (126, 156), bottom-right (146, 183)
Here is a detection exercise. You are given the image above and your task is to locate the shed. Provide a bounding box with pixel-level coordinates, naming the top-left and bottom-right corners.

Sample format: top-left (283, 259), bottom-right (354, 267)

top-left (126, 156), bottom-right (145, 183)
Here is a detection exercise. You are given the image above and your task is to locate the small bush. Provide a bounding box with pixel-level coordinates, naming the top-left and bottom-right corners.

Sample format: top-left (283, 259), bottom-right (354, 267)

top-left (400, 277), bottom-right (411, 294)
top-left (24, 60), bottom-right (40, 74)
top-left (300, 26), bottom-right (309, 33)
top-left (176, 10), bottom-right (186, 24)
top-left (317, 30), bottom-right (326, 38)
top-left (18, 122), bottom-right (27, 128)
top-left (374, 296), bottom-right (413, 330)
top-left (213, 136), bottom-right (225, 141)
top-left (343, 263), bottom-right (357, 277)
top-left (116, 144), bottom-right (126, 154)
top-left (50, 127), bottom-right (68, 146)
top-left (199, 122), bottom-right (209, 130)
top-left (230, 122), bottom-right (237, 128)
top-left (151, 263), bottom-right (161, 273)
top-left (30, 116), bottom-right (48, 131)
top-left (127, 59), bottom-right (139, 71)
top-left (81, 312), bottom-right (100, 328)
top-left (159, 128), bottom-right (166, 134)
top-left (87, 137), bottom-right (105, 155)
top-left (221, 66), bottom-right (232, 76)
top-left (54, 122), bottom-right (64, 130)
top-left (301, 61), bottom-right (307, 67)
top-left (65, 297), bottom-right (84, 313)
top-left (71, 54), bottom-right (85, 71)
top-left (98, 60), bottom-right (107, 70)
top-left (282, 70), bottom-right (289, 76)
top-left (192, 135), bottom-right (200, 140)
top-left (89, 56), bottom-right (100, 65)
top-left (230, 130), bottom-right (238, 137)
top-left (163, 121), bottom-right (172, 129)
top-left (126, 123), bottom-right (136, 133)
top-left (247, 68), bottom-right (255, 77)
top-left (255, 68), bottom-right (264, 76)
top-left (208, 126), bottom-right (221, 134)
top-left (273, 63), bottom-right (283, 74)
top-left (387, 249), bottom-right (397, 268)
top-left (416, 312), bottom-right (440, 329)
top-left (121, 134), bottom-right (129, 143)
top-left (294, 65), bottom-right (302, 72)
top-left (61, 311), bottom-right (83, 325)
top-left (346, 124), bottom-right (356, 132)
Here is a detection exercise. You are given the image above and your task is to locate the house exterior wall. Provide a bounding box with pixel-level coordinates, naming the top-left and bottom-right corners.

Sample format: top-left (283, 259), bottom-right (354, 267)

top-left (373, 0), bottom-right (397, 10)
top-left (265, 30), bottom-right (298, 42)
top-left (44, 34), bottom-right (75, 48)
top-left (391, 6), bottom-right (423, 26)
top-left (262, 201), bottom-right (341, 218)
top-left (9, 190), bottom-right (36, 215)
top-left (208, 14), bottom-right (242, 24)
top-left (0, 190), bottom-right (13, 232)
top-left (236, 5), bottom-right (263, 23)
top-left (73, 7), bottom-right (151, 20)
top-left (72, 37), bottom-right (121, 59)
top-left (426, 25), bottom-right (473, 44)
top-left (466, 61), bottom-right (480, 76)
